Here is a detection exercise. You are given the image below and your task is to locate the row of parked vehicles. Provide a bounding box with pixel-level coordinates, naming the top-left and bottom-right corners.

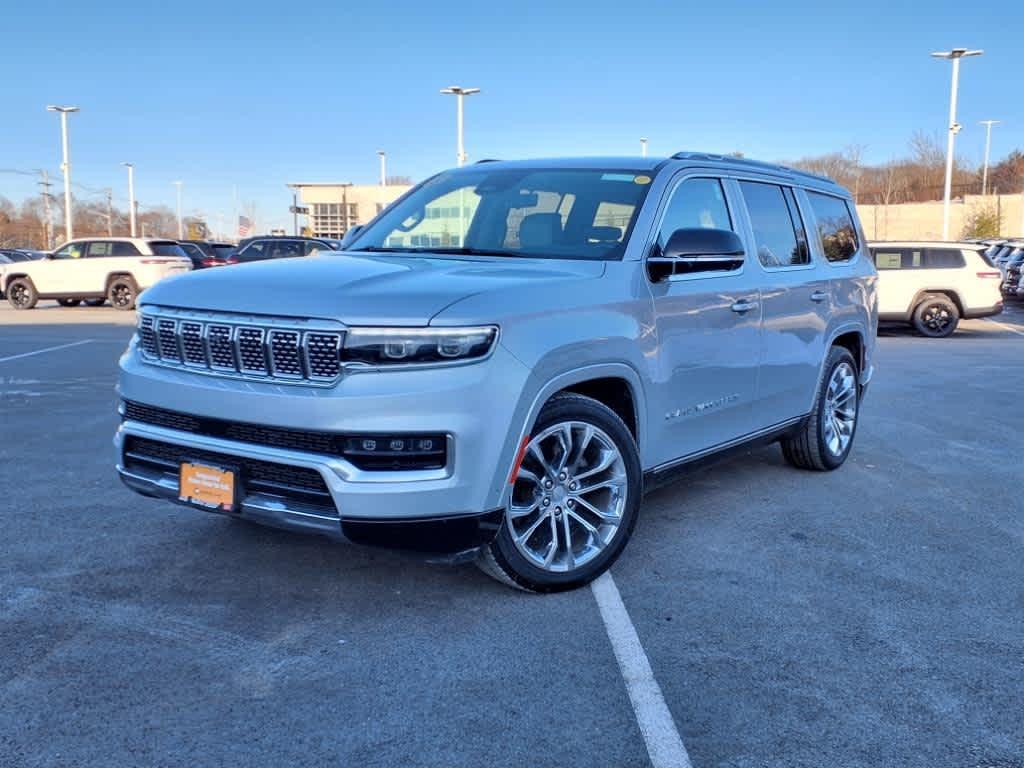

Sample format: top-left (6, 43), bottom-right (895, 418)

top-left (978, 239), bottom-right (1024, 300)
top-left (0, 235), bottom-right (342, 310)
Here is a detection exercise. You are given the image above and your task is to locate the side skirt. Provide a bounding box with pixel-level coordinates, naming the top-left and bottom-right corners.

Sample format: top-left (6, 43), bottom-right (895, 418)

top-left (642, 416), bottom-right (806, 495)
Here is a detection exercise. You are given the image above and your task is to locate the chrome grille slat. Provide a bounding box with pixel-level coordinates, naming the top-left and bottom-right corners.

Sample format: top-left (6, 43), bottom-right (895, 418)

top-left (137, 311), bottom-right (344, 386)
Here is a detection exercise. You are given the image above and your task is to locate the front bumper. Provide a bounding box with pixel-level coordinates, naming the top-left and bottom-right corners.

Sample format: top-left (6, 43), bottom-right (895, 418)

top-left (115, 338), bottom-right (533, 551)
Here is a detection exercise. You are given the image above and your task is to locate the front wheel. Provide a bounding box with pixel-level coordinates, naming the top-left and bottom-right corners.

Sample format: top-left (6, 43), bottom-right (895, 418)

top-left (7, 278), bottom-right (38, 310)
top-left (781, 346), bottom-right (860, 471)
top-left (477, 393), bottom-right (641, 592)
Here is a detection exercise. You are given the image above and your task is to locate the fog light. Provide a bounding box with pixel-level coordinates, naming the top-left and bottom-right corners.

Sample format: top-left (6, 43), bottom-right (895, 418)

top-left (342, 434), bottom-right (448, 471)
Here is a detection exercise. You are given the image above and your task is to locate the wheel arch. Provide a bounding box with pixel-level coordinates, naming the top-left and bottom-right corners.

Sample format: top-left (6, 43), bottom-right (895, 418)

top-left (105, 271), bottom-right (138, 291)
top-left (909, 288), bottom-right (964, 316)
top-left (492, 362), bottom-right (648, 510)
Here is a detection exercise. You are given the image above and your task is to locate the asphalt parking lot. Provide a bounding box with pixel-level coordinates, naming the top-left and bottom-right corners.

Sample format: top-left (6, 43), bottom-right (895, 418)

top-left (2, 300), bottom-right (1023, 768)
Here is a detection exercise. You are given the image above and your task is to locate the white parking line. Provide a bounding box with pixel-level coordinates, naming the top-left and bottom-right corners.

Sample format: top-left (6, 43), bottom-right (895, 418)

top-left (983, 318), bottom-right (1024, 337)
top-left (591, 572), bottom-right (693, 768)
top-left (0, 339), bottom-right (94, 363)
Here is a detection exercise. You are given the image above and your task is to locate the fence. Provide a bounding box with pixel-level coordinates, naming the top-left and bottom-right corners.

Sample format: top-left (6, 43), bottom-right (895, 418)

top-left (857, 193), bottom-right (1024, 241)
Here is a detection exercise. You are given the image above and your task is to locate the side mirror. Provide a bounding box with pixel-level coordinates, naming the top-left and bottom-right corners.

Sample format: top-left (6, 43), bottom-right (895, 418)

top-left (649, 227), bottom-right (745, 281)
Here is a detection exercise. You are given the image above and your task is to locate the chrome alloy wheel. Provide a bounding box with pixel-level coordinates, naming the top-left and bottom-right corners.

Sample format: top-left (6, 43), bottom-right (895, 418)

top-left (111, 284), bottom-right (133, 308)
top-left (507, 421), bottom-right (628, 573)
top-left (822, 361), bottom-right (857, 457)
top-left (10, 283), bottom-right (30, 307)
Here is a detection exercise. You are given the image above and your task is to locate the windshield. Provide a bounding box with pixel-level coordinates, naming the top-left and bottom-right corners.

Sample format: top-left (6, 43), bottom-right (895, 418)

top-left (349, 167), bottom-right (654, 261)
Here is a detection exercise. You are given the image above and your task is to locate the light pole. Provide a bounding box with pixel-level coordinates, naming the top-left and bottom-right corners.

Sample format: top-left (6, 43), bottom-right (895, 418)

top-left (439, 86), bottom-right (481, 166)
top-left (377, 150), bottom-right (387, 186)
top-left (979, 120), bottom-right (1000, 196)
top-left (172, 181), bottom-right (183, 238)
top-left (122, 163), bottom-right (136, 236)
top-left (640, 137), bottom-right (648, 157)
top-left (46, 105), bottom-right (79, 242)
top-left (931, 48), bottom-right (983, 239)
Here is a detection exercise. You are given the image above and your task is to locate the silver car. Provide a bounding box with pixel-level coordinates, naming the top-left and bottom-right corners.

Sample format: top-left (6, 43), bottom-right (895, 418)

top-left (115, 153), bottom-right (877, 592)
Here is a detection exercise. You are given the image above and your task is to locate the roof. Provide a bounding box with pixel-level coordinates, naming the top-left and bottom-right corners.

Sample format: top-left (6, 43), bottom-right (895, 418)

top-left (868, 241), bottom-right (987, 248)
top-left (446, 154), bottom-right (847, 194)
top-left (63, 236), bottom-right (177, 244)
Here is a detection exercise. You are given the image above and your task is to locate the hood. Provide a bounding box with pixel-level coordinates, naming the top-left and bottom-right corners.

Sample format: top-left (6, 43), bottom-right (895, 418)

top-left (139, 251), bottom-right (606, 325)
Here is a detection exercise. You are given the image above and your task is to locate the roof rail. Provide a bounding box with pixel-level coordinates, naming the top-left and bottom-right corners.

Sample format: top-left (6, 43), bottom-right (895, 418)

top-left (670, 151), bottom-right (834, 184)
top-left (474, 158), bottom-right (501, 164)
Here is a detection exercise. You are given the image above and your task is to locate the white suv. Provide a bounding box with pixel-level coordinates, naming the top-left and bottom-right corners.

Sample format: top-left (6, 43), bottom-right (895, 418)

top-left (3, 237), bottom-right (192, 311)
top-left (869, 241), bottom-right (1003, 337)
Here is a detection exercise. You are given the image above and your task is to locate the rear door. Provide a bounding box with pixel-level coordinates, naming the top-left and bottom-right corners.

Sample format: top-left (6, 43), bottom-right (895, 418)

top-left (735, 180), bottom-right (829, 424)
top-left (83, 240), bottom-right (122, 293)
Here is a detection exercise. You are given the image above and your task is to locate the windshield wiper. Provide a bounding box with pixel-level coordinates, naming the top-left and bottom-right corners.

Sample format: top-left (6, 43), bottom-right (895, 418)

top-left (427, 247), bottom-right (526, 258)
top-left (356, 246), bottom-right (417, 253)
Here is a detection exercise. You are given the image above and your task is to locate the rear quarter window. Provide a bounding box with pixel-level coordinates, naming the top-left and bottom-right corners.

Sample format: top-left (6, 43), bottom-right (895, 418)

top-left (807, 192), bottom-right (859, 263)
top-left (149, 242), bottom-right (187, 257)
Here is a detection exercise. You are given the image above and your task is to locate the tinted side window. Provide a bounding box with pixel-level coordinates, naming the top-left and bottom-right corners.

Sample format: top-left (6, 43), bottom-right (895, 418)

top-left (922, 248), bottom-right (965, 269)
top-left (236, 241), bottom-right (269, 262)
top-left (807, 192), bottom-right (859, 262)
top-left (112, 242), bottom-right (142, 257)
top-left (739, 181), bottom-right (808, 267)
top-left (150, 242), bottom-right (187, 257)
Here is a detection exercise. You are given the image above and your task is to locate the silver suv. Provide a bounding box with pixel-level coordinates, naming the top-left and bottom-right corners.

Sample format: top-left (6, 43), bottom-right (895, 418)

top-left (115, 153), bottom-right (877, 592)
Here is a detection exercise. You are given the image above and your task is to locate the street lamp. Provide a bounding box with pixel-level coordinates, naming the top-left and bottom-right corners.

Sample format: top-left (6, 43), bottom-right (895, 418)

top-left (640, 137), bottom-right (648, 157)
top-left (46, 105), bottom-right (79, 242)
top-left (172, 181), bottom-right (184, 239)
top-left (979, 120), bottom-right (1001, 196)
top-left (931, 48), bottom-right (983, 239)
top-left (122, 163), bottom-right (136, 236)
top-left (377, 150), bottom-right (387, 186)
top-left (439, 86), bottom-right (481, 166)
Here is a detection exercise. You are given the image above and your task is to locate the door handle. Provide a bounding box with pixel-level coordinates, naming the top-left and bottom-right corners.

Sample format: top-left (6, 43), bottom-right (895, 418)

top-left (810, 290), bottom-right (829, 303)
top-left (731, 299), bottom-right (758, 314)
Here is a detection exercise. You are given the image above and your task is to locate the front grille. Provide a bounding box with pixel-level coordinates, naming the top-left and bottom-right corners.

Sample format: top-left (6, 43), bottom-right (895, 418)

top-left (123, 435), bottom-right (336, 513)
top-left (137, 309), bottom-right (343, 385)
top-left (123, 400), bottom-right (448, 471)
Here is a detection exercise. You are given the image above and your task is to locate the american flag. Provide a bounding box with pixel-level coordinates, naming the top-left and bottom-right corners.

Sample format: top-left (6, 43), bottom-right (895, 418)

top-left (238, 215), bottom-right (252, 237)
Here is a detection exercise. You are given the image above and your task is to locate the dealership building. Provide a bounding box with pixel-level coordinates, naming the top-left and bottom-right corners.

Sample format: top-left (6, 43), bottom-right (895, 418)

top-left (289, 183), bottom-right (412, 240)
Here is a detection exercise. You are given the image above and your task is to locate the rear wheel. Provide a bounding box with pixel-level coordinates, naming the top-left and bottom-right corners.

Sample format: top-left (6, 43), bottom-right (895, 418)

top-left (912, 294), bottom-right (959, 338)
top-left (7, 278), bottom-right (37, 310)
top-left (781, 346), bottom-right (859, 471)
top-left (107, 277), bottom-right (138, 311)
top-left (57, 298), bottom-right (82, 307)
top-left (477, 393), bottom-right (641, 593)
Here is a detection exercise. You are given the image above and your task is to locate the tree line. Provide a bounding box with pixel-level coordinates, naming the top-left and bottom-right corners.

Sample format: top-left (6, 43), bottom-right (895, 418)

top-left (786, 132), bottom-right (1024, 205)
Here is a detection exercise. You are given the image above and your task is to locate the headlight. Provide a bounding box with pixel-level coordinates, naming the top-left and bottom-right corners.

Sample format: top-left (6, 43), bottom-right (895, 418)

top-left (343, 326), bottom-right (498, 367)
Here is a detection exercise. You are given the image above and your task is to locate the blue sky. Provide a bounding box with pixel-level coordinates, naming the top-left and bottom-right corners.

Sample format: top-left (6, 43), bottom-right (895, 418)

top-left (1, 0), bottom-right (1020, 234)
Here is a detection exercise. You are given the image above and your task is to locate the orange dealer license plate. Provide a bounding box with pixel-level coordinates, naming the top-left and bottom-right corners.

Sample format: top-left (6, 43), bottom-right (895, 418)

top-left (179, 462), bottom-right (237, 512)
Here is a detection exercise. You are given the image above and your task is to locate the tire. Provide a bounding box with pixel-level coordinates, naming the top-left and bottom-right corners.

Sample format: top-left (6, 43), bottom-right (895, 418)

top-left (6, 278), bottom-right (38, 310)
top-left (84, 298), bottom-right (106, 307)
top-left (781, 346), bottom-right (859, 472)
top-left (477, 392), bottom-right (642, 593)
top-left (57, 298), bottom-right (82, 307)
top-left (107, 277), bottom-right (138, 311)
top-left (912, 294), bottom-right (959, 338)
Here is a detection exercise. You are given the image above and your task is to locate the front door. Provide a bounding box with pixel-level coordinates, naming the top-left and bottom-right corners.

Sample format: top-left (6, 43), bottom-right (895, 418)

top-left (646, 175), bottom-right (762, 468)
top-left (32, 241), bottom-right (87, 294)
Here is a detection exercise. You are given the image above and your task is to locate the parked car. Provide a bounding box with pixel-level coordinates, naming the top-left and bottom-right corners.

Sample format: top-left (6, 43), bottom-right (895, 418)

top-left (999, 244), bottom-right (1024, 297)
top-left (993, 243), bottom-right (1018, 272)
top-left (3, 237), bottom-right (192, 311)
top-left (116, 153), bottom-right (877, 592)
top-left (869, 241), bottom-right (1003, 337)
top-left (177, 240), bottom-right (239, 268)
top-left (231, 236), bottom-right (339, 263)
